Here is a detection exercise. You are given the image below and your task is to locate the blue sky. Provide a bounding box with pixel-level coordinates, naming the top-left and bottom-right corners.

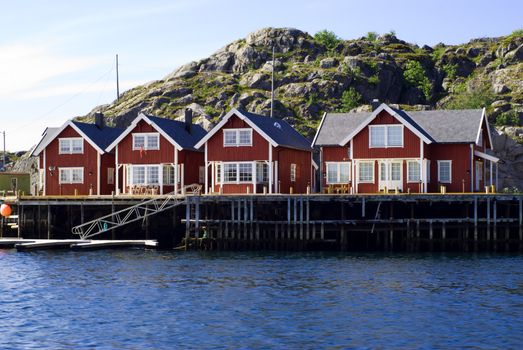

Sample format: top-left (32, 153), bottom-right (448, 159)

top-left (1, 0), bottom-right (521, 151)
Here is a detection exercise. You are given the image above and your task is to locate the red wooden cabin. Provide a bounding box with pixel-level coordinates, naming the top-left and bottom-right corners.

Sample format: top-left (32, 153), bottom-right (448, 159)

top-left (31, 115), bottom-right (123, 196)
top-left (106, 109), bottom-right (206, 195)
top-left (312, 103), bottom-right (499, 193)
top-left (195, 108), bottom-right (313, 194)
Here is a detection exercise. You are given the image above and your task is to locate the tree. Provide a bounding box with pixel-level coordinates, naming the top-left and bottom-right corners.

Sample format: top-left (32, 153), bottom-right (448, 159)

top-left (403, 60), bottom-right (432, 100)
top-left (340, 87), bottom-right (362, 112)
top-left (314, 30), bottom-right (341, 51)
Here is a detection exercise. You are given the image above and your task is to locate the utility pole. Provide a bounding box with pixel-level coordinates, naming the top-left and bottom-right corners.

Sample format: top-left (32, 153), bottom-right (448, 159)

top-left (2, 131), bottom-right (5, 171)
top-left (116, 54), bottom-right (120, 101)
top-left (270, 46), bottom-right (275, 117)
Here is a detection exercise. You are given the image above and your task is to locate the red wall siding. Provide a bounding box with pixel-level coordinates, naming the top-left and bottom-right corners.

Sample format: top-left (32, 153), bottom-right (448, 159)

top-left (207, 115), bottom-right (269, 161)
top-left (100, 153), bottom-right (116, 195)
top-left (179, 150), bottom-right (204, 185)
top-left (44, 126), bottom-right (99, 196)
top-left (275, 147), bottom-right (312, 194)
top-left (117, 120), bottom-right (175, 164)
top-left (427, 143), bottom-right (472, 193)
top-left (353, 110), bottom-right (421, 159)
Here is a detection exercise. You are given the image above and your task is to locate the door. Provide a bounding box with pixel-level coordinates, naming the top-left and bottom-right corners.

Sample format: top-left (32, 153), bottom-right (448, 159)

top-left (379, 161), bottom-right (403, 192)
top-left (475, 161), bottom-right (483, 191)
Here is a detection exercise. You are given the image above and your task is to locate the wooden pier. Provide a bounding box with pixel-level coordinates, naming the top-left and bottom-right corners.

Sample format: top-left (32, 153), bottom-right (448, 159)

top-left (1, 193), bottom-right (523, 252)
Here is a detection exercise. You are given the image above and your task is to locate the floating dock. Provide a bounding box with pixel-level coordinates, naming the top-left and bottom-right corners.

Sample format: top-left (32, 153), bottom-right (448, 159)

top-left (0, 238), bottom-right (158, 251)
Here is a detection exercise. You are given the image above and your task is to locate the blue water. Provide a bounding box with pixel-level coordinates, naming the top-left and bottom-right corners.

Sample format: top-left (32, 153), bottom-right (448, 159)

top-left (1, 250), bottom-right (523, 349)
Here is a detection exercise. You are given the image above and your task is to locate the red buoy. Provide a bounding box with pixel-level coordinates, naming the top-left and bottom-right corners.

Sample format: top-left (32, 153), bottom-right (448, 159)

top-left (0, 204), bottom-right (12, 217)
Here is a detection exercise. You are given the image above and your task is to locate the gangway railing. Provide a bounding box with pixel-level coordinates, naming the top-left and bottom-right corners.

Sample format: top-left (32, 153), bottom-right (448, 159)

top-left (71, 184), bottom-right (201, 240)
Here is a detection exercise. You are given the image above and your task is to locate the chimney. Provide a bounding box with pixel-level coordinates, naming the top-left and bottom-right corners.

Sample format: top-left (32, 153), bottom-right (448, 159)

top-left (371, 99), bottom-right (380, 111)
top-left (184, 108), bottom-right (192, 133)
top-left (94, 112), bottom-right (105, 129)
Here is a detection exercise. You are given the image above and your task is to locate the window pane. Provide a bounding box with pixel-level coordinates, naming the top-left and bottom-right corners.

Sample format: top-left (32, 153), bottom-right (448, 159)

top-left (72, 169), bottom-right (83, 183)
top-left (147, 166), bottom-right (159, 184)
top-left (134, 135), bottom-right (145, 149)
top-left (72, 139), bottom-right (83, 153)
top-left (224, 130), bottom-right (237, 145)
top-left (239, 163), bottom-right (252, 182)
top-left (380, 162), bottom-right (387, 181)
top-left (132, 166), bottom-right (145, 184)
top-left (340, 163), bottom-right (350, 182)
top-left (290, 164), bottom-right (296, 182)
top-left (224, 164), bottom-right (237, 182)
top-left (439, 162), bottom-right (451, 183)
top-left (327, 163), bottom-right (338, 183)
top-left (147, 134), bottom-right (159, 149)
top-left (60, 139), bottom-right (70, 153)
top-left (408, 162), bottom-right (420, 182)
top-left (60, 169), bottom-right (69, 183)
top-left (387, 126), bottom-right (402, 146)
top-left (359, 162), bottom-right (373, 182)
top-left (239, 130), bottom-right (252, 145)
top-left (256, 163), bottom-right (268, 182)
top-left (390, 163), bottom-right (401, 181)
top-left (163, 165), bottom-right (174, 185)
top-left (370, 126), bottom-right (386, 147)
top-left (216, 164), bottom-right (221, 183)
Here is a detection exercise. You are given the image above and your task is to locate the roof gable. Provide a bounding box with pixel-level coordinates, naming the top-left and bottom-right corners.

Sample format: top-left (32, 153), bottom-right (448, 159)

top-left (106, 113), bottom-right (206, 152)
top-left (194, 108), bottom-right (311, 151)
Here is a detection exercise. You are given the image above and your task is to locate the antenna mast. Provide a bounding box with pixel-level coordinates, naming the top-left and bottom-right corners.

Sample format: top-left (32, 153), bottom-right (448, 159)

top-left (270, 46), bottom-right (275, 117)
top-left (116, 54), bottom-right (120, 101)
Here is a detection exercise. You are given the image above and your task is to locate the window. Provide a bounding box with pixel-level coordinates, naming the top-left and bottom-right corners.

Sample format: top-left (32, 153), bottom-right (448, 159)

top-left (358, 162), bottom-right (374, 183)
top-left (438, 160), bottom-right (452, 183)
top-left (239, 163), bottom-right (253, 182)
top-left (163, 165), bottom-right (175, 185)
top-left (199, 166), bottom-right (205, 184)
top-left (224, 163), bottom-right (237, 182)
top-left (407, 161), bottom-right (421, 182)
top-left (59, 138), bottom-right (83, 154)
top-left (223, 129), bottom-right (252, 146)
top-left (132, 133), bottom-right (159, 150)
top-left (326, 162), bottom-right (351, 184)
top-left (369, 125), bottom-right (403, 148)
top-left (59, 168), bottom-right (83, 184)
top-left (216, 163), bottom-right (221, 184)
top-left (256, 163), bottom-right (269, 182)
top-left (107, 168), bottom-right (115, 185)
top-left (290, 164), bottom-right (297, 182)
top-left (130, 165), bottom-right (160, 185)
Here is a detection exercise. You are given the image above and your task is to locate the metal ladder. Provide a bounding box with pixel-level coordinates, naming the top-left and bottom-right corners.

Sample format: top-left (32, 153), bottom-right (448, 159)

top-left (71, 184), bottom-right (201, 240)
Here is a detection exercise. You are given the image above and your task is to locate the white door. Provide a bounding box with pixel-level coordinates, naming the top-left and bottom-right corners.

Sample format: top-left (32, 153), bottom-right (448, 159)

top-left (379, 161), bottom-right (403, 192)
top-left (475, 161), bottom-right (483, 191)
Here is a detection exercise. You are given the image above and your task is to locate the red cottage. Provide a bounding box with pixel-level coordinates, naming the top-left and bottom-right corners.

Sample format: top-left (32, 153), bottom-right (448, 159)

top-left (106, 110), bottom-right (206, 195)
top-left (31, 115), bottom-right (123, 196)
top-left (195, 108), bottom-right (313, 194)
top-left (312, 103), bottom-right (499, 193)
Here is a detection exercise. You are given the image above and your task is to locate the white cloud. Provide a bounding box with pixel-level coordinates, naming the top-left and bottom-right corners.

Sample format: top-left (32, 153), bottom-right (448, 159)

top-left (0, 43), bottom-right (103, 97)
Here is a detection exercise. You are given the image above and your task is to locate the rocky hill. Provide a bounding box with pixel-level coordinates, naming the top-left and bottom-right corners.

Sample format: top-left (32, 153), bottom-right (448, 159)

top-left (77, 27), bottom-right (522, 190)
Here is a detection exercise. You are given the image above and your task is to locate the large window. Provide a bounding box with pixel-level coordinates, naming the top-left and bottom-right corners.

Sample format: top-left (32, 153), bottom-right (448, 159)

top-left (223, 129), bottom-right (252, 146)
top-left (59, 138), bottom-right (83, 154)
top-left (59, 168), bottom-right (83, 184)
top-left (358, 162), bottom-right (374, 183)
top-left (369, 125), bottom-right (403, 148)
top-left (438, 160), bottom-right (452, 183)
top-left (224, 163), bottom-right (238, 182)
top-left (220, 162), bottom-right (254, 183)
top-left (133, 133), bottom-right (159, 150)
top-left (239, 163), bottom-right (253, 182)
top-left (130, 165), bottom-right (160, 185)
top-left (407, 161), bottom-right (421, 182)
top-left (326, 162), bottom-right (351, 184)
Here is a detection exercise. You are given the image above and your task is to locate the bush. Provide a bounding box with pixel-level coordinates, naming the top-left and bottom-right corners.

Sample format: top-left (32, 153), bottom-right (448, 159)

top-left (340, 87), bottom-right (362, 112)
top-left (445, 83), bottom-right (496, 109)
top-left (442, 64), bottom-right (458, 80)
top-left (366, 31), bottom-right (378, 42)
top-left (403, 60), bottom-right (432, 100)
top-left (314, 30), bottom-right (341, 51)
top-left (495, 111), bottom-right (520, 126)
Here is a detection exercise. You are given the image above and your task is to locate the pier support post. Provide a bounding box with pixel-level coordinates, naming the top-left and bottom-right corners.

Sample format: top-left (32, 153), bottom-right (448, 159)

top-left (47, 203), bottom-right (51, 240)
top-left (486, 198), bottom-right (491, 243)
top-left (519, 198), bottom-right (522, 242)
top-left (185, 198), bottom-right (190, 249)
top-left (474, 198), bottom-right (478, 242)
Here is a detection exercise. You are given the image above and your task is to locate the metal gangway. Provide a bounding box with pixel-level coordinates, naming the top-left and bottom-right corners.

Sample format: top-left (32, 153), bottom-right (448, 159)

top-left (71, 184), bottom-right (201, 240)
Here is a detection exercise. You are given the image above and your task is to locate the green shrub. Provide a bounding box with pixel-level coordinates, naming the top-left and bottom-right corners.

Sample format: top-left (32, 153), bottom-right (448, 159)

top-left (403, 60), bottom-right (432, 100)
top-left (366, 31), bottom-right (378, 42)
top-left (368, 75), bottom-right (380, 85)
top-left (339, 87), bottom-right (362, 111)
top-left (495, 111), bottom-right (520, 126)
top-left (442, 64), bottom-right (458, 80)
top-left (314, 30), bottom-right (341, 51)
top-left (444, 83), bottom-right (496, 109)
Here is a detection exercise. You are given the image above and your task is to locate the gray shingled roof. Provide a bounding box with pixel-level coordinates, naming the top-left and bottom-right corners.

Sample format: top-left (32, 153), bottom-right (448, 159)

top-left (314, 108), bottom-right (484, 146)
top-left (30, 127), bottom-right (61, 156)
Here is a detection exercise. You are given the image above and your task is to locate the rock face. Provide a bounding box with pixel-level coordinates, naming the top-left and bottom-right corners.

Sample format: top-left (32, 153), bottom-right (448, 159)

top-left (69, 27), bottom-right (523, 189)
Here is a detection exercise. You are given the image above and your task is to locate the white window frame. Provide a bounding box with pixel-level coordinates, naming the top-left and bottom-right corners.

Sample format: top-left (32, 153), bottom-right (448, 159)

top-left (129, 165), bottom-right (160, 185)
top-left (163, 164), bottom-right (175, 185)
top-left (358, 161), bottom-right (374, 183)
top-left (221, 162), bottom-right (254, 184)
top-left (407, 161), bottom-right (421, 183)
top-left (290, 163), bottom-right (297, 182)
top-left (369, 125), bottom-right (404, 148)
top-left (59, 167), bottom-right (84, 184)
top-left (223, 128), bottom-right (252, 147)
top-left (437, 160), bottom-right (452, 184)
top-left (59, 138), bottom-right (83, 154)
top-left (132, 133), bottom-right (160, 150)
top-left (107, 167), bottom-right (115, 185)
top-left (256, 162), bottom-right (269, 183)
top-left (326, 162), bottom-right (351, 184)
